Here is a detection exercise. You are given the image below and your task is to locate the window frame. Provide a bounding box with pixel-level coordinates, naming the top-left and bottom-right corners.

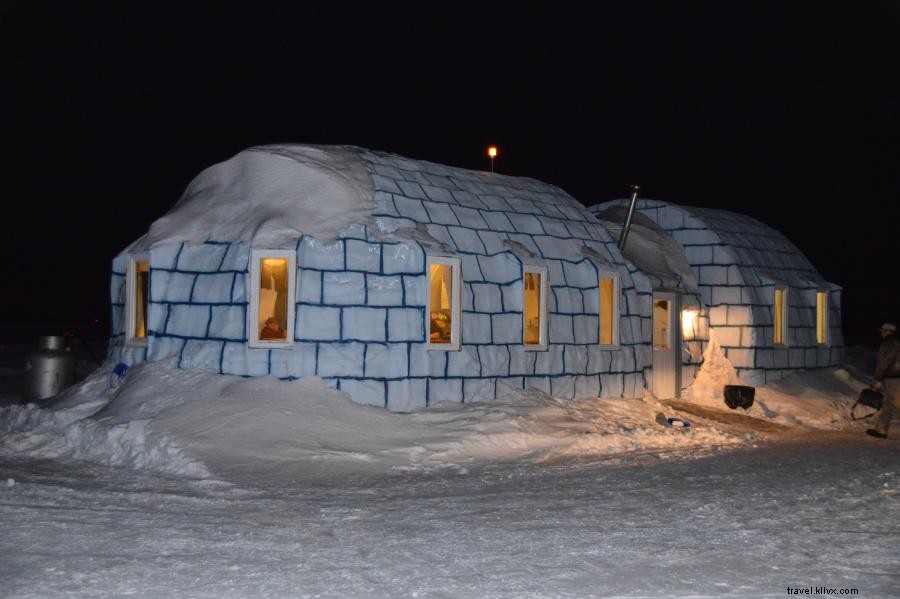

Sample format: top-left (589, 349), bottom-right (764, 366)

top-left (125, 253), bottom-right (150, 347)
top-left (816, 289), bottom-right (829, 347)
top-left (597, 270), bottom-right (621, 349)
top-left (522, 265), bottom-right (549, 351)
top-left (773, 285), bottom-right (789, 347)
top-left (248, 249), bottom-right (297, 350)
top-left (425, 255), bottom-right (462, 351)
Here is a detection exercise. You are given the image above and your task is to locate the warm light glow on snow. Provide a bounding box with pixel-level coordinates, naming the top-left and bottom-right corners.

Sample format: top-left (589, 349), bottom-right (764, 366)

top-left (681, 308), bottom-right (699, 341)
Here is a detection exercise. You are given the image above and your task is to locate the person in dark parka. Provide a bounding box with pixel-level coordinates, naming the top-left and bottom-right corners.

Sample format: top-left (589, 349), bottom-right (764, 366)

top-left (868, 323), bottom-right (900, 438)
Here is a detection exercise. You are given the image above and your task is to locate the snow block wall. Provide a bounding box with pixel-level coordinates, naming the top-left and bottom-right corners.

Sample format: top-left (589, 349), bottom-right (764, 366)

top-left (109, 145), bottom-right (653, 410)
top-left (596, 199), bottom-right (843, 386)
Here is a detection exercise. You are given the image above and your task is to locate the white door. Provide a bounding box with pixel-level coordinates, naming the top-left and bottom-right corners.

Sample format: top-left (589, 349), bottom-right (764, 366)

top-left (652, 291), bottom-right (682, 399)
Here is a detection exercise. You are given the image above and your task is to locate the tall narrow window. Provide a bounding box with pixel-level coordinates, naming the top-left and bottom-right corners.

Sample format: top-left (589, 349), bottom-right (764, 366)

top-left (249, 249), bottom-right (296, 349)
top-left (523, 265), bottom-right (548, 351)
top-left (426, 256), bottom-right (461, 351)
top-left (816, 290), bottom-right (828, 346)
top-left (126, 255), bottom-right (150, 346)
top-left (599, 273), bottom-right (620, 347)
top-left (653, 299), bottom-right (670, 349)
top-left (774, 286), bottom-right (788, 346)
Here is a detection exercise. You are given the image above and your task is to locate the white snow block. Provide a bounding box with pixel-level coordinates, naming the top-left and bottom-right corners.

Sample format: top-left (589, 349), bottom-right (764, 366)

top-left (448, 226), bottom-right (486, 254)
top-left (755, 349), bottom-right (774, 369)
top-left (507, 213), bottom-right (544, 235)
top-left (422, 201), bottom-right (460, 226)
top-left (296, 306), bottom-right (340, 341)
top-left (149, 270), bottom-right (169, 302)
top-left (715, 327), bottom-right (742, 348)
top-left (699, 266), bottom-right (728, 286)
top-left (532, 236), bottom-right (574, 260)
top-left (464, 378), bottom-right (496, 403)
top-left (177, 244), bottom-right (228, 272)
top-left (341, 378), bottom-right (386, 408)
top-left (147, 336), bottom-right (184, 362)
top-left (553, 288), bottom-right (579, 314)
top-left (725, 348), bottom-right (754, 368)
top-left (575, 374), bottom-right (601, 398)
top-left (789, 349), bottom-right (805, 368)
top-left (726, 266), bottom-right (743, 285)
top-left (624, 373), bottom-right (643, 398)
top-left (586, 346), bottom-right (613, 374)
top-left (478, 253), bottom-right (518, 285)
top-left (551, 375), bottom-right (576, 399)
top-left (323, 272), bottom-right (366, 306)
top-left (364, 343), bottom-right (409, 379)
top-left (477, 230), bottom-right (507, 255)
top-left (562, 260), bottom-right (597, 288)
top-left (462, 312), bottom-right (492, 344)
top-left (317, 342), bottom-right (365, 377)
top-left (684, 245), bottom-right (713, 264)
top-left (387, 378), bottom-right (427, 411)
top-left (231, 276), bottom-right (248, 303)
top-left (726, 306), bottom-right (752, 327)
top-left (429, 378), bottom-right (463, 405)
top-left (707, 305), bottom-right (727, 325)
top-left (209, 305), bottom-right (246, 340)
top-left (491, 313), bottom-right (521, 345)
top-left (393, 196), bottom-right (430, 222)
top-left (345, 239), bottom-right (382, 273)
top-left (270, 342), bottom-right (317, 379)
top-left (298, 238), bottom-right (344, 271)
top-left (472, 283), bottom-right (503, 313)
top-left (656, 205), bottom-right (685, 230)
top-left (366, 275), bottom-right (403, 307)
top-left (525, 376), bottom-right (551, 394)
top-left (712, 286), bottom-right (741, 306)
top-left (712, 245), bottom-right (732, 266)
top-left (445, 346), bottom-right (480, 377)
top-left (477, 346), bottom-right (511, 377)
top-left (183, 340), bottom-right (226, 373)
top-left (496, 377), bottom-right (524, 396)
top-left (601, 373), bottom-right (624, 398)
top-left (221, 343), bottom-right (269, 376)
top-left (564, 346), bottom-right (588, 373)
top-left (421, 183), bottom-right (454, 203)
top-left (220, 243), bottom-right (250, 272)
top-left (501, 284), bottom-right (521, 313)
top-left (508, 346), bottom-right (537, 376)
top-left (534, 345), bottom-right (564, 376)
top-left (150, 243), bottom-right (181, 270)
top-left (162, 272), bottom-right (196, 303)
top-left (388, 307), bottom-right (424, 342)
top-left (574, 315), bottom-right (598, 344)
top-left (166, 305), bottom-right (210, 338)
top-left (298, 269), bottom-right (322, 303)
top-left (402, 274), bottom-right (425, 307)
top-left (342, 307), bottom-right (387, 342)
top-left (480, 210), bottom-right (516, 233)
top-left (191, 273), bottom-right (235, 304)
top-left (409, 345), bottom-right (446, 378)
top-left (382, 243), bottom-right (424, 275)
top-left (541, 218), bottom-right (569, 238)
top-left (371, 173), bottom-right (403, 194)
top-left (548, 314), bottom-right (574, 344)
top-left (147, 302), bottom-right (166, 336)
top-left (117, 345), bottom-right (147, 367)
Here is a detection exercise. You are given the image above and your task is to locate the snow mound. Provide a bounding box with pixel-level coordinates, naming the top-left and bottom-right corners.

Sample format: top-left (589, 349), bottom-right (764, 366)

top-left (682, 332), bottom-right (864, 429)
top-left (133, 144), bottom-right (374, 249)
top-left (3, 361), bottom-right (744, 484)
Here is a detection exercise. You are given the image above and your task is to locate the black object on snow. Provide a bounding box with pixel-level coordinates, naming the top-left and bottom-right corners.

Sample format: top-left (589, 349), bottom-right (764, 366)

top-left (723, 385), bottom-right (755, 410)
top-left (856, 388), bottom-right (883, 410)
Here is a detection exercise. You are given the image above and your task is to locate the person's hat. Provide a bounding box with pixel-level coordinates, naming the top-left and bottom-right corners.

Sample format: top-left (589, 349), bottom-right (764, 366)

top-left (880, 322), bottom-right (896, 333)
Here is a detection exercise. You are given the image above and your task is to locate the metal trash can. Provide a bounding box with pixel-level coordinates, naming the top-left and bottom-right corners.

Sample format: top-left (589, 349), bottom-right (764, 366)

top-left (723, 384), bottom-right (755, 410)
top-left (24, 336), bottom-right (76, 402)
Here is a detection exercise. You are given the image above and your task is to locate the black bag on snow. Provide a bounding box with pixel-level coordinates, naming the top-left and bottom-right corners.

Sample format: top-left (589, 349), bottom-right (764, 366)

top-left (851, 388), bottom-right (883, 420)
top-left (723, 385), bottom-right (755, 410)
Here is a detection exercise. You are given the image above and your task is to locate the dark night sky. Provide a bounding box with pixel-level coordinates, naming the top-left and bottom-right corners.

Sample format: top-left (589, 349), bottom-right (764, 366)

top-left (2, 2), bottom-right (898, 346)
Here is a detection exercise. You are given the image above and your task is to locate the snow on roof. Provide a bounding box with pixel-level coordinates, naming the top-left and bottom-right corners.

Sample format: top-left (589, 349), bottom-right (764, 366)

top-left (592, 205), bottom-right (698, 292)
top-left (137, 144), bottom-right (375, 249)
top-left (130, 143), bottom-right (625, 270)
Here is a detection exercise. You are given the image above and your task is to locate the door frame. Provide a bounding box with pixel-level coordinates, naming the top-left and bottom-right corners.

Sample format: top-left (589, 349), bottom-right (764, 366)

top-left (651, 289), bottom-right (682, 399)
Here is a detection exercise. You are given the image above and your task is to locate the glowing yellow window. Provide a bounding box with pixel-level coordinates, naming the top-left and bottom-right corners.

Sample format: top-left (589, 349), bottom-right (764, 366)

top-left (599, 275), bottom-right (619, 347)
top-left (427, 257), bottom-right (461, 350)
top-left (653, 299), bottom-right (670, 349)
top-left (774, 287), bottom-right (788, 346)
top-left (523, 266), bottom-right (548, 350)
top-left (816, 291), bottom-right (828, 345)
top-left (249, 249), bottom-right (296, 348)
top-left (126, 256), bottom-right (150, 345)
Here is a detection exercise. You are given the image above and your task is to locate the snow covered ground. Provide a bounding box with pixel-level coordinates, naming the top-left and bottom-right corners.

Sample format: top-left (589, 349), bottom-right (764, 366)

top-left (0, 345), bottom-right (897, 597)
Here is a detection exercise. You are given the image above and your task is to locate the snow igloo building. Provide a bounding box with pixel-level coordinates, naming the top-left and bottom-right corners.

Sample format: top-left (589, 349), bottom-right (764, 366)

top-left (590, 199), bottom-right (844, 386)
top-left (108, 144), bottom-right (840, 410)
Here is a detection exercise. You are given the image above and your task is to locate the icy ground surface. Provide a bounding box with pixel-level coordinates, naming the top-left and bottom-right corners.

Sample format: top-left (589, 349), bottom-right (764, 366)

top-left (0, 436), bottom-right (898, 598)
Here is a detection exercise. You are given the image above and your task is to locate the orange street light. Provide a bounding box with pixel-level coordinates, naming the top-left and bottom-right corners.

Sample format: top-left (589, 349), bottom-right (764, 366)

top-left (487, 146), bottom-right (498, 172)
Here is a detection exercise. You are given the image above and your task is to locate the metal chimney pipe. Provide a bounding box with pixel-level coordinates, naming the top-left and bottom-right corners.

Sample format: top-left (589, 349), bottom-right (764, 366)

top-left (617, 184), bottom-right (640, 251)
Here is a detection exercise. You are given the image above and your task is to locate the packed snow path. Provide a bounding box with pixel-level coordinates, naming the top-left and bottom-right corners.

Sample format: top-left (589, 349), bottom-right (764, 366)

top-left (1, 434), bottom-right (897, 598)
